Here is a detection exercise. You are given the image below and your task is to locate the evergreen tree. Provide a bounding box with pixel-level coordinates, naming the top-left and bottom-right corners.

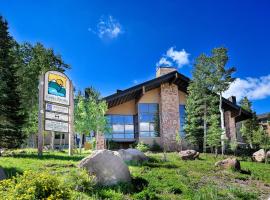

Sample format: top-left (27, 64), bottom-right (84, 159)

top-left (239, 96), bottom-right (260, 149)
top-left (207, 114), bottom-right (222, 156)
top-left (210, 48), bottom-right (236, 155)
top-left (0, 16), bottom-right (25, 148)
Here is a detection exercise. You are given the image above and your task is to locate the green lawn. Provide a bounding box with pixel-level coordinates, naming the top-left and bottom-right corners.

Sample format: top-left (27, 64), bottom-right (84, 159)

top-left (0, 149), bottom-right (270, 200)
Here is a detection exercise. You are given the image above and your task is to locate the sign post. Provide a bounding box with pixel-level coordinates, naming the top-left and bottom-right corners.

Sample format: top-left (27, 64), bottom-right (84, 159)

top-left (38, 75), bottom-right (44, 157)
top-left (38, 71), bottom-right (74, 157)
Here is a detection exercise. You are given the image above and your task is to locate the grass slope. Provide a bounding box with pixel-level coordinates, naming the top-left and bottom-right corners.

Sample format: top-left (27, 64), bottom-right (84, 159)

top-left (0, 149), bottom-right (269, 200)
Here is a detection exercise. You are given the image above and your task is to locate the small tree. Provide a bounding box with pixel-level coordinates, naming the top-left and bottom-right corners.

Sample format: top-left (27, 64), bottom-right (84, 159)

top-left (239, 97), bottom-right (260, 149)
top-left (74, 87), bottom-right (109, 153)
top-left (207, 114), bottom-right (222, 157)
top-left (253, 126), bottom-right (270, 164)
top-left (210, 48), bottom-right (236, 155)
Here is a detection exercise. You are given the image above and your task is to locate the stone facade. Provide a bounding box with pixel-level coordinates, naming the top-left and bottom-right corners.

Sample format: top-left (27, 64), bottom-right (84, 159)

top-left (156, 67), bottom-right (176, 77)
top-left (160, 83), bottom-right (180, 151)
top-left (224, 110), bottom-right (237, 140)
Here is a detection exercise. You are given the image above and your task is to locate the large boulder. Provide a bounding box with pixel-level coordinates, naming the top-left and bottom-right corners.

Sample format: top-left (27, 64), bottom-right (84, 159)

top-left (117, 148), bottom-right (148, 163)
top-left (179, 150), bottom-right (200, 160)
top-left (252, 149), bottom-right (270, 162)
top-left (0, 167), bottom-right (6, 181)
top-left (215, 158), bottom-right (241, 171)
top-left (78, 150), bottom-right (131, 186)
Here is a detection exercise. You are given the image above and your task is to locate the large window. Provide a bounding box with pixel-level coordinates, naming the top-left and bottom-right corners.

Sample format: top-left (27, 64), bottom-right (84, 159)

top-left (105, 115), bottom-right (134, 139)
top-left (179, 105), bottom-right (186, 137)
top-left (138, 103), bottom-right (159, 138)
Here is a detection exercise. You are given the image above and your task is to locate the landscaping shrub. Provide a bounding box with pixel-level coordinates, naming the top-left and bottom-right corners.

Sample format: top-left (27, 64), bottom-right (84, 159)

top-left (150, 140), bottom-right (162, 152)
top-left (0, 170), bottom-right (72, 200)
top-left (136, 142), bottom-right (150, 152)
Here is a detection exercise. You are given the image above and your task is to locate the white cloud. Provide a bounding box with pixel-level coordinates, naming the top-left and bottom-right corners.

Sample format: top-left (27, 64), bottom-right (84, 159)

top-left (156, 47), bottom-right (190, 68)
top-left (133, 80), bottom-right (138, 84)
top-left (89, 15), bottom-right (123, 39)
top-left (224, 74), bottom-right (270, 101)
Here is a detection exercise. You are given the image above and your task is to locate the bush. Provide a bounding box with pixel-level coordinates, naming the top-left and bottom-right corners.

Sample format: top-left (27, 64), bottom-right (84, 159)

top-left (0, 170), bottom-right (72, 200)
top-left (136, 142), bottom-right (150, 152)
top-left (150, 140), bottom-right (162, 152)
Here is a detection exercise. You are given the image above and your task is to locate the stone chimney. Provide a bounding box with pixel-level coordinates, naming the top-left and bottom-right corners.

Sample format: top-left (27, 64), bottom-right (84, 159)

top-left (228, 96), bottom-right (236, 105)
top-left (156, 66), bottom-right (177, 77)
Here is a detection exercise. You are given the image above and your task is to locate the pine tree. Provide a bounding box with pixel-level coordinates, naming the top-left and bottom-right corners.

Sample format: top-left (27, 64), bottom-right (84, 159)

top-left (0, 16), bottom-right (25, 148)
top-left (239, 96), bottom-right (260, 149)
top-left (210, 48), bottom-right (236, 155)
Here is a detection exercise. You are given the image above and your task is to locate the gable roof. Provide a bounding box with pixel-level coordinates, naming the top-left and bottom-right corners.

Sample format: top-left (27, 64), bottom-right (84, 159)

top-left (103, 71), bottom-right (251, 122)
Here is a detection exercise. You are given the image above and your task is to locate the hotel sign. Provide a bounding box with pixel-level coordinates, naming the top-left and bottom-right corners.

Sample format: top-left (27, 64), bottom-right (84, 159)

top-left (45, 103), bottom-right (69, 114)
top-left (38, 70), bottom-right (74, 156)
top-left (45, 111), bottom-right (69, 122)
top-left (44, 71), bottom-right (70, 105)
top-left (45, 120), bottom-right (69, 133)
top-left (42, 71), bottom-right (72, 133)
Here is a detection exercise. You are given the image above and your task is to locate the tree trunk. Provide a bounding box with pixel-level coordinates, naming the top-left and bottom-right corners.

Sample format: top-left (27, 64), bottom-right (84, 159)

top-left (215, 147), bottom-right (218, 158)
top-left (79, 134), bottom-right (83, 154)
top-left (219, 92), bottom-right (225, 155)
top-left (203, 102), bottom-right (207, 153)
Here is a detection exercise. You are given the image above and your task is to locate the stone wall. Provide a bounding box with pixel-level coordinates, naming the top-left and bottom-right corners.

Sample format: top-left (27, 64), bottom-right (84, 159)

top-left (156, 67), bottom-right (176, 77)
top-left (224, 111), bottom-right (236, 140)
top-left (160, 83), bottom-right (180, 151)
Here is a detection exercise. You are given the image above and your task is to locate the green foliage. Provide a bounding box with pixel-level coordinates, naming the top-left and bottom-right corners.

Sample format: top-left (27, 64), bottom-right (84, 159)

top-left (0, 16), bottom-right (25, 148)
top-left (0, 170), bottom-right (72, 200)
top-left (136, 142), bottom-right (150, 152)
top-left (184, 47), bottom-right (236, 153)
top-left (207, 114), bottom-right (222, 152)
top-left (240, 97), bottom-right (262, 149)
top-left (0, 150), bottom-right (269, 199)
top-left (75, 88), bottom-right (109, 138)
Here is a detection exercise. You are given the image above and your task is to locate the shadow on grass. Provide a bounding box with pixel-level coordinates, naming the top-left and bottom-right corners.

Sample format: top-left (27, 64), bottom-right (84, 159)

top-left (2, 167), bottom-right (22, 178)
top-left (92, 176), bottom-right (149, 197)
top-left (4, 153), bottom-right (85, 162)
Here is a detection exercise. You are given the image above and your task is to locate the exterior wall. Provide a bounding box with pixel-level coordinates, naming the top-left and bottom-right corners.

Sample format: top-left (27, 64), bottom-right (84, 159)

top-left (138, 88), bottom-right (160, 104)
top-left (106, 100), bottom-right (136, 115)
top-left (179, 90), bottom-right (187, 105)
top-left (156, 67), bottom-right (176, 77)
top-left (160, 83), bottom-right (180, 151)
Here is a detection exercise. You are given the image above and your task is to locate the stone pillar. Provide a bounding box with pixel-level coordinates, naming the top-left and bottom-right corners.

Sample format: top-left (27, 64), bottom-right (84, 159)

top-left (160, 83), bottom-right (180, 151)
top-left (224, 111), bottom-right (236, 141)
top-left (96, 133), bottom-right (106, 150)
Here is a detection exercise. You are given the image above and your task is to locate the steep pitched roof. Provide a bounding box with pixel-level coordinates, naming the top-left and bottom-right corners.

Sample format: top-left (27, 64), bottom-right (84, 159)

top-left (103, 71), bottom-right (251, 122)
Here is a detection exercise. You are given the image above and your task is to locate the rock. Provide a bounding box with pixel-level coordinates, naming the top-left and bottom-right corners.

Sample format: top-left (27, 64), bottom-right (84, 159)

top-left (252, 149), bottom-right (268, 162)
top-left (179, 150), bottom-right (200, 160)
top-left (0, 167), bottom-right (6, 181)
top-left (117, 148), bottom-right (148, 163)
top-left (215, 158), bottom-right (241, 171)
top-left (78, 150), bottom-right (131, 186)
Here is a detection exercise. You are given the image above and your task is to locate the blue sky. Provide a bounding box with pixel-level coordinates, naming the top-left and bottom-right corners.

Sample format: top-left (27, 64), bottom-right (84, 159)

top-left (1, 0), bottom-right (270, 114)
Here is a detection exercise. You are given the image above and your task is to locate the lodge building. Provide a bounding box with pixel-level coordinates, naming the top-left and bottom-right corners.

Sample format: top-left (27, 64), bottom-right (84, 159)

top-left (102, 66), bottom-right (252, 151)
